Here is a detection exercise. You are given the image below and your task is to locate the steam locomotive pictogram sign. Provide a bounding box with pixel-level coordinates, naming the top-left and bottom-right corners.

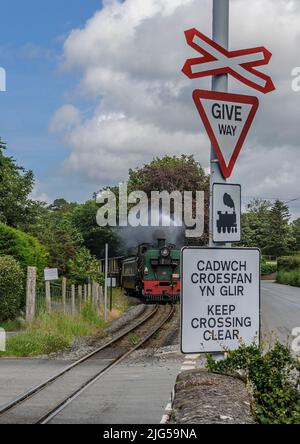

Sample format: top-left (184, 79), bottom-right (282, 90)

top-left (212, 183), bottom-right (241, 243)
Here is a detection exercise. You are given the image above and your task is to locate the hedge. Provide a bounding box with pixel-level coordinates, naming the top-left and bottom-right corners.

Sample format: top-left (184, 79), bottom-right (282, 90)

top-left (0, 223), bottom-right (48, 275)
top-left (277, 255), bottom-right (300, 287)
top-left (0, 256), bottom-right (24, 322)
top-left (277, 255), bottom-right (300, 272)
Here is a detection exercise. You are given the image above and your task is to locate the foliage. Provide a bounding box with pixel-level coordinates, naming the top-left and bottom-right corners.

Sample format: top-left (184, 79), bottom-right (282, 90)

top-left (261, 257), bottom-right (277, 275)
top-left (0, 304), bottom-right (105, 357)
top-left (277, 270), bottom-right (300, 287)
top-left (206, 343), bottom-right (300, 424)
top-left (127, 154), bottom-right (209, 246)
top-left (22, 200), bottom-right (83, 275)
top-left (276, 255), bottom-right (300, 287)
top-left (71, 200), bottom-right (120, 259)
top-left (0, 138), bottom-right (35, 228)
top-left (67, 247), bottom-right (104, 285)
top-left (266, 200), bottom-right (295, 257)
top-left (277, 255), bottom-right (300, 271)
top-left (0, 256), bottom-right (24, 322)
top-left (0, 223), bottom-right (48, 274)
top-left (291, 218), bottom-right (300, 252)
top-left (241, 199), bottom-right (295, 256)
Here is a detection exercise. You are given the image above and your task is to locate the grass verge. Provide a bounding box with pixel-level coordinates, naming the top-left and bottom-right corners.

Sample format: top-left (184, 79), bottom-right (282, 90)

top-left (0, 288), bottom-right (131, 358)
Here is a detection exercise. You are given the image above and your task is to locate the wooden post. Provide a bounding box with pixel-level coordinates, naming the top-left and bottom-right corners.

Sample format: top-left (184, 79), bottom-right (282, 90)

top-left (92, 282), bottom-right (98, 310)
top-left (88, 283), bottom-right (92, 302)
top-left (45, 281), bottom-right (51, 314)
top-left (26, 267), bottom-right (37, 323)
top-left (98, 286), bottom-right (103, 307)
top-left (78, 285), bottom-right (83, 309)
top-left (62, 277), bottom-right (67, 313)
top-left (84, 284), bottom-right (87, 303)
top-left (71, 284), bottom-right (76, 315)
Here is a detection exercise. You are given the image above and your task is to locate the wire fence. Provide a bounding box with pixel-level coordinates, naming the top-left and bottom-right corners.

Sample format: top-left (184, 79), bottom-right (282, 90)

top-left (35, 280), bottom-right (102, 317)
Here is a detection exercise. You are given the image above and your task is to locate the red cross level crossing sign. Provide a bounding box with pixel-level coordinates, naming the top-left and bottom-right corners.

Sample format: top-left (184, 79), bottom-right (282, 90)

top-left (182, 28), bottom-right (275, 94)
top-left (182, 28), bottom-right (275, 179)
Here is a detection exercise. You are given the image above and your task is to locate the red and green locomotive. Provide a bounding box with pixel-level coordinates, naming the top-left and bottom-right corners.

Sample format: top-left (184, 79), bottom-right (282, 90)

top-left (122, 239), bottom-right (181, 303)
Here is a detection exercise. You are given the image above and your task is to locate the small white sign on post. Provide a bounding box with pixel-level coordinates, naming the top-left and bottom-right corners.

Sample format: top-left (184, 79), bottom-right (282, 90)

top-left (181, 247), bottom-right (260, 354)
top-left (213, 183), bottom-right (241, 243)
top-left (44, 268), bottom-right (59, 281)
top-left (107, 277), bottom-right (117, 288)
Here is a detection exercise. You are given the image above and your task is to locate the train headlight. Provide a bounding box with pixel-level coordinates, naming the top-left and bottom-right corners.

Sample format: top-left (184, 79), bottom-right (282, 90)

top-left (160, 247), bottom-right (170, 258)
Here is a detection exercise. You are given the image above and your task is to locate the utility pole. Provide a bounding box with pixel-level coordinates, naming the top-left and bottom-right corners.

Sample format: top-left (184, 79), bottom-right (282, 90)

top-left (104, 243), bottom-right (108, 322)
top-left (209, 0), bottom-right (229, 247)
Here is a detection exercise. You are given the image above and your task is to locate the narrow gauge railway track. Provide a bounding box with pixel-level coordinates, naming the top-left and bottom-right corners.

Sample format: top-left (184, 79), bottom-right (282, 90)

top-left (0, 304), bottom-right (175, 424)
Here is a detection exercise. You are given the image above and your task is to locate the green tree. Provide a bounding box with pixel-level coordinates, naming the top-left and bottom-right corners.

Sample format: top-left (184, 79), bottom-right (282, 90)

top-left (291, 218), bottom-right (300, 252)
top-left (71, 200), bottom-right (120, 259)
top-left (265, 200), bottom-right (295, 257)
top-left (68, 247), bottom-right (103, 285)
top-left (127, 155), bottom-right (209, 245)
top-left (0, 138), bottom-right (34, 227)
top-left (241, 199), bottom-right (272, 252)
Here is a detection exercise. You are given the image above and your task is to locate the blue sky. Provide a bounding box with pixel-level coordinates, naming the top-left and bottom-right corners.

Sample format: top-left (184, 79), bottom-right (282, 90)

top-left (0, 0), bottom-right (103, 202)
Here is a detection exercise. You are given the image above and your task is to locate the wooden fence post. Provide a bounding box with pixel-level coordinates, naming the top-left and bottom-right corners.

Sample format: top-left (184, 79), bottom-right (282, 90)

top-left (26, 267), bottom-right (37, 323)
top-left (45, 281), bottom-right (51, 314)
top-left (92, 282), bottom-right (98, 310)
top-left (62, 277), bottom-right (67, 313)
top-left (84, 285), bottom-right (87, 303)
top-left (71, 284), bottom-right (76, 315)
top-left (88, 283), bottom-right (92, 302)
top-left (78, 285), bottom-right (83, 309)
top-left (98, 286), bottom-right (103, 307)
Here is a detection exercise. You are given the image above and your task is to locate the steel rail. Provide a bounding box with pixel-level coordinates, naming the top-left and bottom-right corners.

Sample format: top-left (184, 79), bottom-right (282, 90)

top-left (38, 304), bottom-right (175, 424)
top-left (0, 304), bottom-right (158, 418)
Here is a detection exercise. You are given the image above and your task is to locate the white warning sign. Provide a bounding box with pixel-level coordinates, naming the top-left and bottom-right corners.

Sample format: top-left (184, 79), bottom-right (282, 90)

top-left (181, 247), bottom-right (260, 353)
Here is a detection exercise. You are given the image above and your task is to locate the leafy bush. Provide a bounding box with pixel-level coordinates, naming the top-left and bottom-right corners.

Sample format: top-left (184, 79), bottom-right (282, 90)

top-left (277, 255), bottom-right (300, 287)
top-left (277, 270), bottom-right (300, 287)
top-left (0, 223), bottom-right (48, 275)
top-left (0, 256), bottom-right (24, 322)
top-left (277, 255), bottom-right (300, 272)
top-left (206, 343), bottom-right (300, 424)
top-left (261, 259), bottom-right (277, 276)
top-left (68, 247), bottom-right (104, 285)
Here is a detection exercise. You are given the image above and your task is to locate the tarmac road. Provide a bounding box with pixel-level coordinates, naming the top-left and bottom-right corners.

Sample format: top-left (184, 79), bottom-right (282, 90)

top-left (261, 280), bottom-right (300, 346)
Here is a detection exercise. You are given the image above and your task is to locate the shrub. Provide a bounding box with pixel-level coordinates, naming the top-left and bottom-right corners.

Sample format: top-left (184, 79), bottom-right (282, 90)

top-left (0, 256), bottom-right (24, 322)
top-left (0, 223), bottom-right (48, 275)
top-left (206, 342), bottom-right (300, 424)
top-left (277, 255), bottom-right (300, 272)
top-left (261, 262), bottom-right (277, 276)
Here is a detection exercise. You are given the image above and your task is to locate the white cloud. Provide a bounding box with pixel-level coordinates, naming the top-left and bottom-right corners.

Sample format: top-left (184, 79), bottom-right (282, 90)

top-left (51, 0), bottom-right (300, 215)
top-left (49, 105), bottom-right (81, 133)
top-left (30, 181), bottom-right (52, 204)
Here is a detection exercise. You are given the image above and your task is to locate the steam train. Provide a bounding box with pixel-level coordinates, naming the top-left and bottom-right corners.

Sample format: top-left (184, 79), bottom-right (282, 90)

top-left (121, 239), bottom-right (181, 303)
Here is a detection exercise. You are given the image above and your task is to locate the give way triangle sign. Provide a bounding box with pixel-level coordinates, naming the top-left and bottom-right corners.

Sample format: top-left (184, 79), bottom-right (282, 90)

top-left (193, 90), bottom-right (259, 178)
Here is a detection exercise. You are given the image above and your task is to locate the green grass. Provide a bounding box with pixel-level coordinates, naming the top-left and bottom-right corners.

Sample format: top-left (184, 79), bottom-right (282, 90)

top-left (277, 270), bottom-right (300, 287)
top-left (111, 287), bottom-right (130, 312)
top-left (0, 318), bottom-right (25, 332)
top-left (0, 303), bottom-right (106, 358)
top-left (0, 289), bottom-right (131, 358)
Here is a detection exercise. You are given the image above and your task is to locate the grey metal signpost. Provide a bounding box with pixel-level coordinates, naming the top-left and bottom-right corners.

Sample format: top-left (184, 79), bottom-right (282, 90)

top-left (209, 0), bottom-right (229, 248)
